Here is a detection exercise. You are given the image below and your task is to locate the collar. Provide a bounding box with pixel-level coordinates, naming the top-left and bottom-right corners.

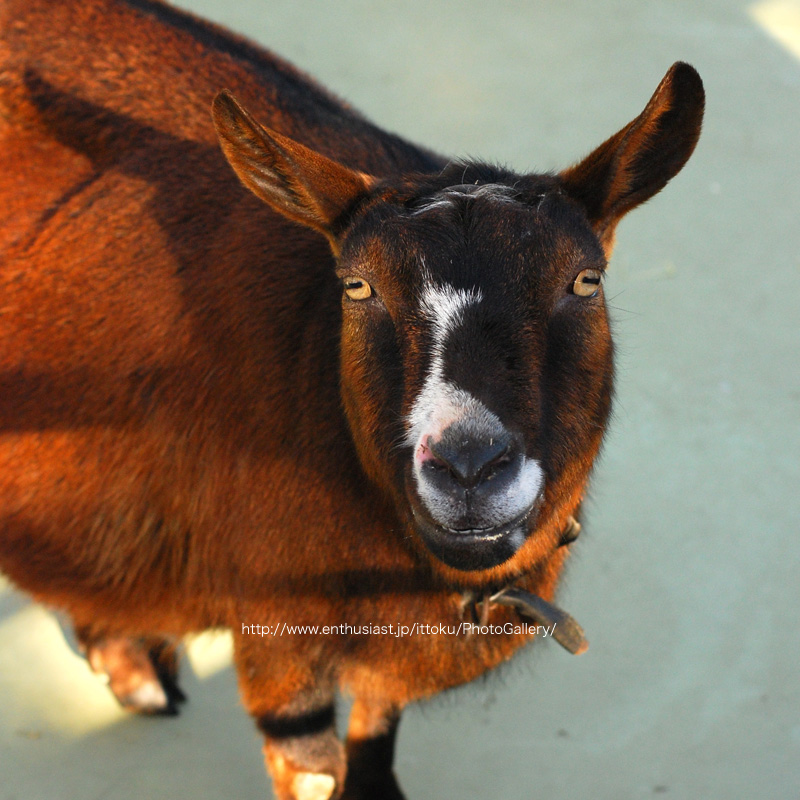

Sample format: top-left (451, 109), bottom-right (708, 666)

top-left (460, 515), bottom-right (588, 655)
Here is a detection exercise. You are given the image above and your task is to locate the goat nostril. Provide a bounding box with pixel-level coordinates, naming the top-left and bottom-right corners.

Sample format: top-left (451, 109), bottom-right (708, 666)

top-left (424, 456), bottom-right (449, 472)
top-left (482, 447), bottom-right (513, 481)
top-left (418, 438), bottom-right (450, 472)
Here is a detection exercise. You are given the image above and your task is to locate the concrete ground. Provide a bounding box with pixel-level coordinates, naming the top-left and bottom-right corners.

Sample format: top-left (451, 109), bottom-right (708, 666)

top-left (2, 0), bottom-right (799, 798)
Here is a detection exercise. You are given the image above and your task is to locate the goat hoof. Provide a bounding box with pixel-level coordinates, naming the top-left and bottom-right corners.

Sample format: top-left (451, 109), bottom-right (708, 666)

top-left (118, 679), bottom-right (176, 716)
top-left (341, 772), bottom-right (405, 800)
top-left (292, 772), bottom-right (338, 800)
top-left (84, 636), bottom-right (186, 715)
top-left (150, 652), bottom-right (188, 706)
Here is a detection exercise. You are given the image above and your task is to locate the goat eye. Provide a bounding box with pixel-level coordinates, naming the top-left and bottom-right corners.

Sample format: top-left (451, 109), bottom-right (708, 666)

top-left (572, 268), bottom-right (603, 297)
top-left (343, 277), bottom-right (373, 300)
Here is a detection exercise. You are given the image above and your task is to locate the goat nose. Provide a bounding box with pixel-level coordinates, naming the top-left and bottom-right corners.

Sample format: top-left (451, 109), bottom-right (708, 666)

top-left (428, 428), bottom-right (514, 489)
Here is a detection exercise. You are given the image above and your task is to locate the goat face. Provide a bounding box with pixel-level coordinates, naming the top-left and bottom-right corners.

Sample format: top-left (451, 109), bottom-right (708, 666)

top-left (213, 62), bottom-right (704, 581)
top-left (334, 170), bottom-right (613, 574)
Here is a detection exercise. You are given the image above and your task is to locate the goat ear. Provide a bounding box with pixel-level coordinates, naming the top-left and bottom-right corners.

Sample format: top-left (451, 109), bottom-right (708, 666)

top-left (560, 62), bottom-right (704, 255)
top-left (212, 90), bottom-right (373, 249)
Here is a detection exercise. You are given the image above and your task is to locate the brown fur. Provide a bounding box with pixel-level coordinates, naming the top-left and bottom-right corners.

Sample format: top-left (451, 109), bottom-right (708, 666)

top-left (0, 1), bottom-right (703, 798)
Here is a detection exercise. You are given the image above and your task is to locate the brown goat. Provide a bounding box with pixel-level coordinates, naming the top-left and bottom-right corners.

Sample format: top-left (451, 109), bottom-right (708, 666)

top-left (0, 1), bottom-right (704, 798)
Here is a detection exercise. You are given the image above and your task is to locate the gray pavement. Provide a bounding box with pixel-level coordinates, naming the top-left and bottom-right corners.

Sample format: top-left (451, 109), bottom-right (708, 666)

top-left (2, 1), bottom-right (799, 798)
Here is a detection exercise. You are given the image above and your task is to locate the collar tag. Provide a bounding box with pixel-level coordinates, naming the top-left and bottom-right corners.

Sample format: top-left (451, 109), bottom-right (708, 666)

top-left (491, 586), bottom-right (588, 655)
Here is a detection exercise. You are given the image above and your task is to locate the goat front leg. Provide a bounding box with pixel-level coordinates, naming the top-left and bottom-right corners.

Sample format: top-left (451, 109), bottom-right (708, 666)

top-left (342, 697), bottom-right (404, 800)
top-left (73, 624), bottom-right (186, 715)
top-left (234, 634), bottom-right (345, 800)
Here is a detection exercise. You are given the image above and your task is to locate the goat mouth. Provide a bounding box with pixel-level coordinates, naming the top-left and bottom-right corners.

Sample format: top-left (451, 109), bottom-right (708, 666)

top-left (410, 507), bottom-right (533, 571)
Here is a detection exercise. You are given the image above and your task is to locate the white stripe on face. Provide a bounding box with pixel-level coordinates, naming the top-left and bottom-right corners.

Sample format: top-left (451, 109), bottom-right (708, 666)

top-left (405, 283), bottom-right (484, 448)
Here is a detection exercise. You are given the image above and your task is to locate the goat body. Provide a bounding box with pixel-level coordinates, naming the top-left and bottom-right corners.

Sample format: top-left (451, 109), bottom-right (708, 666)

top-left (0, 1), bottom-right (703, 798)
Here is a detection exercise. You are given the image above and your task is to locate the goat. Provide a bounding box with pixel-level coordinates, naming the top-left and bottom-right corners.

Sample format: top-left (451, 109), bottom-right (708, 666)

top-left (0, 1), bottom-right (704, 798)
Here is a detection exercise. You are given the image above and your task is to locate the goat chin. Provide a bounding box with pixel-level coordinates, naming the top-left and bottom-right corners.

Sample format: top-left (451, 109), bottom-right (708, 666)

top-left (410, 506), bottom-right (533, 572)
